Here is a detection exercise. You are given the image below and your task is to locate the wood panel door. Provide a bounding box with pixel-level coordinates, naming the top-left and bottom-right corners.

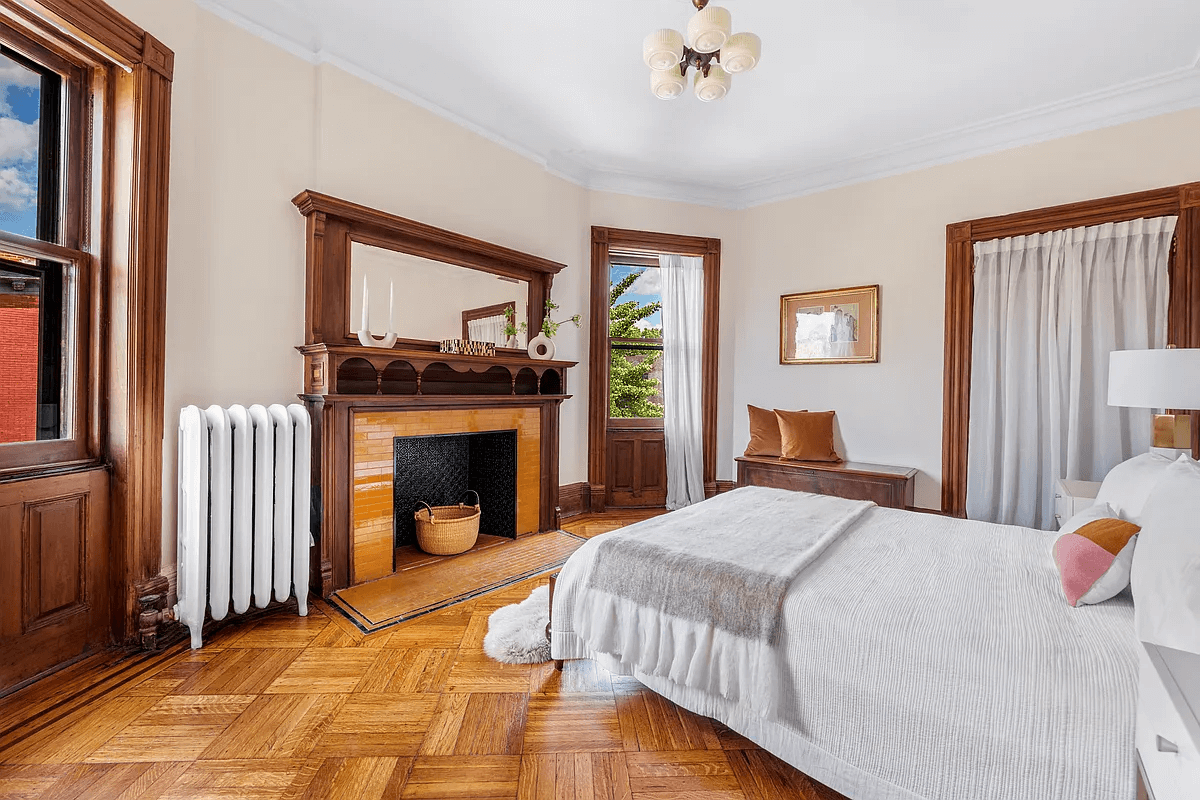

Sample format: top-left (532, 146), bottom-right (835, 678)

top-left (606, 428), bottom-right (667, 508)
top-left (0, 468), bottom-right (110, 690)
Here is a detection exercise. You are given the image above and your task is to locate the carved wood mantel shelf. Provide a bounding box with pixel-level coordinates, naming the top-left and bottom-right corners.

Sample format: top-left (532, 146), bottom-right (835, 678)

top-left (299, 343), bottom-right (574, 398)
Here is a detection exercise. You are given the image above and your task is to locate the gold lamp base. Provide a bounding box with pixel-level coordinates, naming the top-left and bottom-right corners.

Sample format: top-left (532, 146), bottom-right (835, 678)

top-left (1152, 413), bottom-right (1193, 449)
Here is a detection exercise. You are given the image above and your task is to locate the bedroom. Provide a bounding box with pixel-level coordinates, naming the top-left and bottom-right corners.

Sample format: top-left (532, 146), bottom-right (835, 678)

top-left (0, 0), bottom-right (1198, 798)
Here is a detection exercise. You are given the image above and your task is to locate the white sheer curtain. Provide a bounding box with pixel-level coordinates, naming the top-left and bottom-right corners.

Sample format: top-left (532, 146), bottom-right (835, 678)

top-left (660, 254), bottom-right (706, 509)
top-left (967, 216), bottom-right (1175, 529)
top-left (467, 314), bottom-right (505, 346)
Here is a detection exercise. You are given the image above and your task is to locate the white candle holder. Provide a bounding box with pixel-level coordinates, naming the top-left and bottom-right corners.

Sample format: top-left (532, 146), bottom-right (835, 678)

top-left (357, 276), bottom-right (398, 349)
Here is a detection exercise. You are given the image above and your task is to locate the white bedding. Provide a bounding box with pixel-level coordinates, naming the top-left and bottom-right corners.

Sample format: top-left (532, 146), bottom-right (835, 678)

top-left (551, 489), bottom-right (1137, 800)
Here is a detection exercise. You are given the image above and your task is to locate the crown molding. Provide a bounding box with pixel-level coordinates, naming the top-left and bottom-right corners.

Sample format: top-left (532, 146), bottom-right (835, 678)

top-left (194, 0), bottom-right (1200, 212)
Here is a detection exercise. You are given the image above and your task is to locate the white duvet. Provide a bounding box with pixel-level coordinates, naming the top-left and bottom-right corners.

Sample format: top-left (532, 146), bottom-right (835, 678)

top-left (551, 491), bottom-right (1137, 800)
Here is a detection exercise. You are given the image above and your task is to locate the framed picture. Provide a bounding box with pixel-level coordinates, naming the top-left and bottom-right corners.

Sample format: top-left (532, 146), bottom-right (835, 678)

top-left (779, 284), bottom-right (879, 364)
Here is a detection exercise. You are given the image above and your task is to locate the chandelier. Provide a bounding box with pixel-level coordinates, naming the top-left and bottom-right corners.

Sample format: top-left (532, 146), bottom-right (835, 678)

top-left (642, 0), bottom-right (762, 102)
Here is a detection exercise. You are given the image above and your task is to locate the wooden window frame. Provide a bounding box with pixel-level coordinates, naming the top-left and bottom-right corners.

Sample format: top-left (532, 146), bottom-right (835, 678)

top-left (461, 300), bottom-right (517, 341)
top-left (0, 24), bottom-right (90, 469)
top-left (941, 183), bottom-right (1200, 517)
top-left (0, 0), bottom-right (174, 643)
top-left (589, 226), bottom-right (721, 509)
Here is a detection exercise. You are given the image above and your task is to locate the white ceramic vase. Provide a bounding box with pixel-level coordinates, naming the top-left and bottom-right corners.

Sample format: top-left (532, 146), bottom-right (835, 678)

top-left (527, 332), bottom-right (555, 360)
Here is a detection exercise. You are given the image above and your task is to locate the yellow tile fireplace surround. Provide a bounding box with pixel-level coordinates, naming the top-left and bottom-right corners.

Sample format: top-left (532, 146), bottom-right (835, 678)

top-left (351, 407), bottom-right (542, 585)
top-left (303, 392), bottom-right (569, 598)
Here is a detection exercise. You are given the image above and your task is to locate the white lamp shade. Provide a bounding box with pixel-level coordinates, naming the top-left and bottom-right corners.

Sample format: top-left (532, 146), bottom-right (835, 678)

top-left (643, 29), bottom-right (684, 71)
top-left (722, 32), bottom-right (761, 73)
top-left (1108, 349), bottom-right (1200, 410)
top-left (650, 65), bottom-right (687, 100)
top-left (694, 65), bottom-right (731, 102)
top-left (687, 5), bottom-right (731, 53)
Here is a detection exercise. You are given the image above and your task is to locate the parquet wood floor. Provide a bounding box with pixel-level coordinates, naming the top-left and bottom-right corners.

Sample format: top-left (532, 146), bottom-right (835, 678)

top-left (0, 512), bottom-right (847, 800)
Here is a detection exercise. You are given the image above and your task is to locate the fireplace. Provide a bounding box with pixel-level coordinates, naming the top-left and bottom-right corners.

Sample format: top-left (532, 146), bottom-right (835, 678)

top-left (393, 430), bottom-right (518, 547)
top-left (345, 406), bottom-right (546, 586)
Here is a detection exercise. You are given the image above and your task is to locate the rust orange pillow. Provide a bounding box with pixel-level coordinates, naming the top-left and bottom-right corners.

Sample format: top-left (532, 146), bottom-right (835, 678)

top-left (745, 404), bottom-right (801, 458)
top-left (775, 409), bottom-right (840, 462)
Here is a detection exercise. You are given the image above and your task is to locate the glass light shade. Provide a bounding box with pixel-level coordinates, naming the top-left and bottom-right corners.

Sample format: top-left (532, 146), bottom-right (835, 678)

top-left (722, 32), bottom-right (761, 73)
top-left (693, 65), bottom-right (731, 102)
top-left (643, 28), bottom-right (684, 71)
top-left (650, 65), bottom-right (686, 100)
top-left (1108, 349), bottom-right (1200, 410)
top-left (687, 5), bottom-right (731, 54)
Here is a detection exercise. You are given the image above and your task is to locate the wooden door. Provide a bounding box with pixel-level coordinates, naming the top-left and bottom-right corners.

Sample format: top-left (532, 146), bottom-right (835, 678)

top-left (0, 468), bottom-right (110, 690)
top-left (606, 427), bottom-right (667, 508)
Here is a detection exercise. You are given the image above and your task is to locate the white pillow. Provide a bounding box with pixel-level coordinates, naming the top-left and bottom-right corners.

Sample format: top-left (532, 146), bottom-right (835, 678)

top-left (1130, 455), bottom-right (1200, 654)
top-left (1095, 452), bottom-right (1174, 524)
top-left (1058, 501), bottom-right (1118, 536)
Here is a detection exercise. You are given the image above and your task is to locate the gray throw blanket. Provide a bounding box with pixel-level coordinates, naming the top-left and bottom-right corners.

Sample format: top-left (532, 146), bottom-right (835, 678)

top-left (585, 486), bottom-right (873, 644)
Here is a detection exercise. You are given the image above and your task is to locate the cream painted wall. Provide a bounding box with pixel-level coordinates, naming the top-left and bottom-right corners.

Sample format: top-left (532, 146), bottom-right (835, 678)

top-left (728, 108), bottom-right (1200, 508)
top-left (105, 0), bottom-right (739, 567)
top-left (103, 0), bottom-right (1200, 568)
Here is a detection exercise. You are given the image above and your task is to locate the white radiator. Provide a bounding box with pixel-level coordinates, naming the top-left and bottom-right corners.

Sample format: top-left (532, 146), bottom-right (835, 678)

top-left (175, 403), bottom-right (312, 648)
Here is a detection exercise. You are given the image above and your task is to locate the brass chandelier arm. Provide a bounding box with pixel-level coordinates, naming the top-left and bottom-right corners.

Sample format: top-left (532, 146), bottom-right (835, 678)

top-left (680, 46), bottom-right (721, 78)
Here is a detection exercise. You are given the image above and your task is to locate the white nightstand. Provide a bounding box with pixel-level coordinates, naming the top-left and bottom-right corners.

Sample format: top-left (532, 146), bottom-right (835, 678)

top-left (1053, 478), bottom-right (1102, 529)
top-left (1136, 643), bottom-right (1200, 799)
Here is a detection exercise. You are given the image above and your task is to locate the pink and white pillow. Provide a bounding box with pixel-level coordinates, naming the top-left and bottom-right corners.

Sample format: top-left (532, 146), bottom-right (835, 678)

top-left (1052, 502), bottom-right (1140, 607)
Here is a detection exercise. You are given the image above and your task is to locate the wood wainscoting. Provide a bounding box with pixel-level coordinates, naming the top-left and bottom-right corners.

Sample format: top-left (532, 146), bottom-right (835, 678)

top-left (0, 0), bottom-right (175, 689)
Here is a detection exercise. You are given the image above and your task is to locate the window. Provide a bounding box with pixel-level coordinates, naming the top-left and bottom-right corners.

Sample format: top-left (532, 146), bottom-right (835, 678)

top-left (0, 27), bottom-right (83, 462)
top-left (1, 47), bottom-right (62, 242)
top-left (608, 259), bottom-right (664, 419)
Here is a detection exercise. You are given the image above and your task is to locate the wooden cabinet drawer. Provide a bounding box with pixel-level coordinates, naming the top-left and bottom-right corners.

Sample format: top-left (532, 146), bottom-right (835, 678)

top-left (735, 457), bottom-right (916, 510)
top-left (743, 464), bottom-right (820, 494)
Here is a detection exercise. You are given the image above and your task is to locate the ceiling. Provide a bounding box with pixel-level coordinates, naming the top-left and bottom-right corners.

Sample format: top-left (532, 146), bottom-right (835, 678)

top-left (196, 0), bottom-right (1200, 209)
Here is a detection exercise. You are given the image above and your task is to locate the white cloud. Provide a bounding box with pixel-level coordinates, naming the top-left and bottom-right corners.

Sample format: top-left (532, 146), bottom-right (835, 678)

top-left (1, 57), bottom-right (39, 118)
top-left (0, 58), bottom-right (40, 92)
top-left (0, 116), bottom-right (37, 163)
top-left (634, 317), bottom-right (661, 330)
top-left (0, 166), bottom-right (36, 211)
top-left (629, 267), bottom-right (661, 296)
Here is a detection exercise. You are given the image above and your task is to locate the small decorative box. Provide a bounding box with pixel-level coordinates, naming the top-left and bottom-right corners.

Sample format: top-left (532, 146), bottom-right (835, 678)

top-left (439, 339), bottom-right (496, 357)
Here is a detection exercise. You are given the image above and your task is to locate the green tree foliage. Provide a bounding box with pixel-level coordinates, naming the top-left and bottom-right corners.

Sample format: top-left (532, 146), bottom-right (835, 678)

top-left (609, 270), bottom-right (664, 418)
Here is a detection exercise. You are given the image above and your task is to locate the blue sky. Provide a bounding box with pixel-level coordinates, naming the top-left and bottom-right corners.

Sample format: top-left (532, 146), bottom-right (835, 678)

top-left (610, 264), bottom-right (663, 329)
top-left (1, 52), bottom-right (41, 239)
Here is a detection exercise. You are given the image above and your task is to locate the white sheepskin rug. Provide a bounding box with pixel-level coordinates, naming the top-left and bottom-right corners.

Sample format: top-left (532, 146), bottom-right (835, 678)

top-left (483, 584), bottom-right (551, 664)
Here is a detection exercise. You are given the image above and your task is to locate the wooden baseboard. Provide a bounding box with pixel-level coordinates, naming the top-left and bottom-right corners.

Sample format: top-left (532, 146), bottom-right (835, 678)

top-left (566, 480), bottom-right (733, 513)
top-left (558, 482), bottom-right (591, 520)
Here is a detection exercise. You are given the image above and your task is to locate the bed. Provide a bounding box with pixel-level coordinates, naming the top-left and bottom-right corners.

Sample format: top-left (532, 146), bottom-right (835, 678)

top-left (549, 486), bottom-right (1137, 800)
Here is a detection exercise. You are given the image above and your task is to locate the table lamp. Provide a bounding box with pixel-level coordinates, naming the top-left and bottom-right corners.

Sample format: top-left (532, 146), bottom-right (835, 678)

top-left (1108, 348), bottom-right (1200, 457)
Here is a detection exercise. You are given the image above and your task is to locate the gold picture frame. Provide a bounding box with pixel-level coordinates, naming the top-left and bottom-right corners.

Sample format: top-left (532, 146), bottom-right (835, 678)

top-left (780, 284), bottom-right (880, 364)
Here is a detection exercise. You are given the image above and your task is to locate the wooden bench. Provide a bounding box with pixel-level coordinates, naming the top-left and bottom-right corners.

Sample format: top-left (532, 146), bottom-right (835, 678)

top-left (735, 455), bottom-right (917, 509)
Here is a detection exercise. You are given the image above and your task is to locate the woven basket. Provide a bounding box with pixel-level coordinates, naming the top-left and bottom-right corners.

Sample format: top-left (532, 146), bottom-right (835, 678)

top-left (414, 491), bottom-right (481, 555)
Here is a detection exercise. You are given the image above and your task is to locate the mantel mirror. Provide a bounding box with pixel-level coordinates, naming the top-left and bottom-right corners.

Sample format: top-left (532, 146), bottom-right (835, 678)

top-left (349, 242), bottom-right (530, 348)
top-left (293, 190), bottom-right (566, 352)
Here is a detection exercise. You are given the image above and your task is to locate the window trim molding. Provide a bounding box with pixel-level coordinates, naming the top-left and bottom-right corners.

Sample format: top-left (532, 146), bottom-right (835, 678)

top-left (589, 226), bottom-right (721, 510)
top-left (941, 183), bottom-right (1200, 517)
top-left (0, 0), bottom-right (174, 645)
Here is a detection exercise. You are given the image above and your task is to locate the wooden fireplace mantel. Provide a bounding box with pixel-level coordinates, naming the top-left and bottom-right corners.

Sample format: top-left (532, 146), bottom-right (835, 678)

top-left (294, 191), bottom-right (578, 597)
top-left (299, 343), bottom-right (575, 398)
